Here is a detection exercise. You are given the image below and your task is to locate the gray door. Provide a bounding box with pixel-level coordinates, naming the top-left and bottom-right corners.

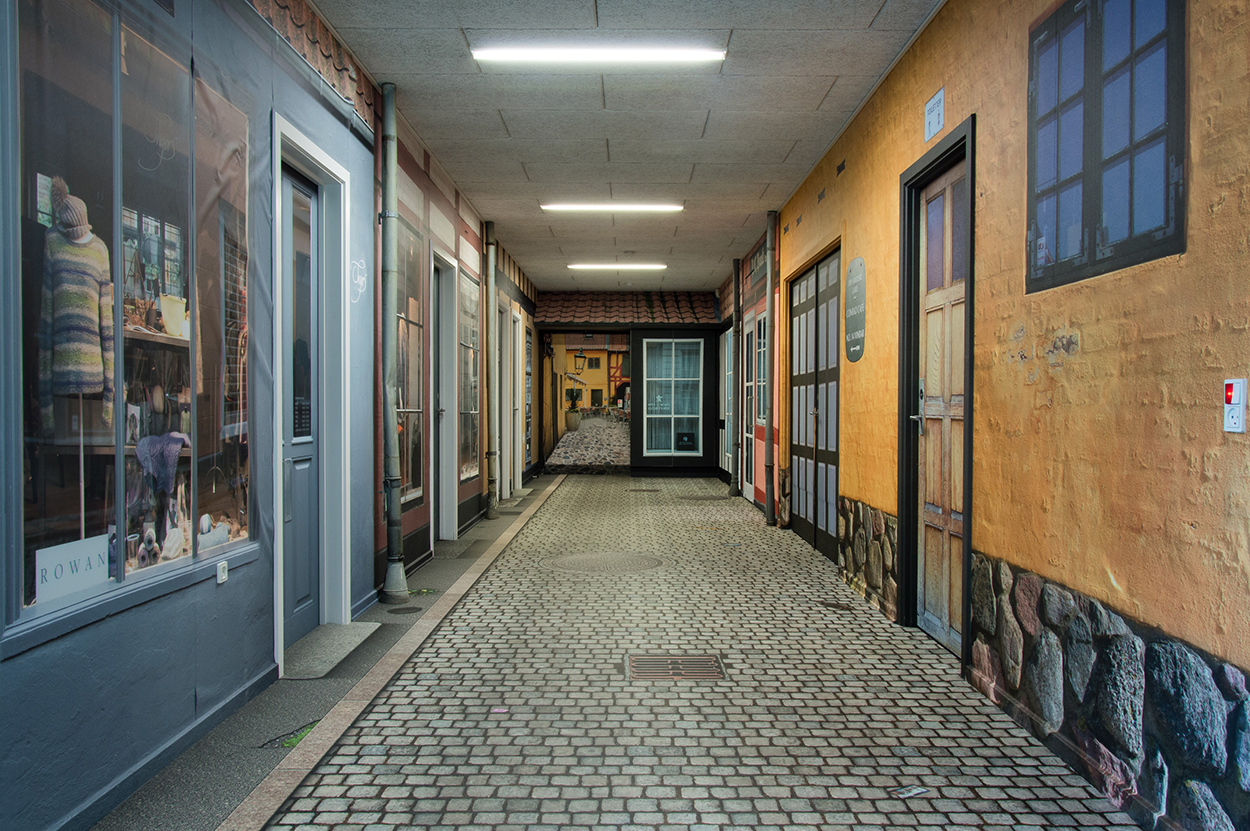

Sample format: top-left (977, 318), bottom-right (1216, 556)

top-left (282, 170), bottom-right (320, 648)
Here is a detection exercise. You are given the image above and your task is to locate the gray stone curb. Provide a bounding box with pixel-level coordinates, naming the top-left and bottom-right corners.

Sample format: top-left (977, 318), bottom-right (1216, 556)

top-left (212, 474), bottom-right (567, 831)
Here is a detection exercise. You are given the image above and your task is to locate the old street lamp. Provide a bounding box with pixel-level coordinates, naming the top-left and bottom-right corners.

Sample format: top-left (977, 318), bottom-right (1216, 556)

top-left (574, 350), bottom-right (587, 373)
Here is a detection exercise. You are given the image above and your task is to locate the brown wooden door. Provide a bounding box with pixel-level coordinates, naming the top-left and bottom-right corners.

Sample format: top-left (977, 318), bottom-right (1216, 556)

top-left (917, 160), bottom-right (968, 654)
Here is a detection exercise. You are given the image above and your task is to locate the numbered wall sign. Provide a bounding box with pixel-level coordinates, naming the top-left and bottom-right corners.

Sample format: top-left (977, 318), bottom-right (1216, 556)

top-left (845, 257), bottom-right (866, 362)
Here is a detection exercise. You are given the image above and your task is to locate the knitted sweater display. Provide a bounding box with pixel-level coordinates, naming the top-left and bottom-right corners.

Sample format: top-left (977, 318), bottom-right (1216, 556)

top-left (39, 228), bottom-right (114, 436)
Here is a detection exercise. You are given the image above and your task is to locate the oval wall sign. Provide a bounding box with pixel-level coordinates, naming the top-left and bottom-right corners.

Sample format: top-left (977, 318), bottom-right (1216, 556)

top-left (845, 256), bottom-right (866, 362)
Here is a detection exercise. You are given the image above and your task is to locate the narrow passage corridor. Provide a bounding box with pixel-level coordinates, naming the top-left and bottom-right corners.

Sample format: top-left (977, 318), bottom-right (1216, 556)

top-left (266, 476), bottom-right (1137, 830)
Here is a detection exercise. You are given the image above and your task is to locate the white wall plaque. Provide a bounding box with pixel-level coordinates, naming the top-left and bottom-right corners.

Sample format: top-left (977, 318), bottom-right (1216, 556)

top-left (925, 87), bottom-right (945, 143)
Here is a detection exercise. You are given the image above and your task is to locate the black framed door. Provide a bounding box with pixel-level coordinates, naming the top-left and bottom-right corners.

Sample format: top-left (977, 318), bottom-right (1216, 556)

top-left (789, 252), bottom-right (840, 555)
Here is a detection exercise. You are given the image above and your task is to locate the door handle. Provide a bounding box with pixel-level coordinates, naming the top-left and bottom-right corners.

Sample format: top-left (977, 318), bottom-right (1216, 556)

top-left (283, 459), bottom-right (293, 522)
top-left (915, 378), bottom-right (925, 436)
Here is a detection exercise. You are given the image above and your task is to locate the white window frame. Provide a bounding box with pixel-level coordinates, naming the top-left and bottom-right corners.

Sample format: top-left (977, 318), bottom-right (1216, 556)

top-left (642, 338), bottom-right (703, 457)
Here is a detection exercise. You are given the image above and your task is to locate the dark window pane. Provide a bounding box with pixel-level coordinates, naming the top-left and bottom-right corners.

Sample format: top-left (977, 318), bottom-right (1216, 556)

top-left (1134, 42), bottom-right (1167, 140)
top-left (1135, 0), bottom-right (1166, 46)
top-left (1102, 158), bottom-right (1131, 243)
top-left (1104, 0), bottom-right (1132, 68)
top-left (291, 189), bottom-right (313, 439)
top-left (1037, 192), bottom-right (1057, 265)
top-left (1060, 20), bottom-right (1085, 101)
top-left (1037, 39), bottom-right (1059, 113)
top-left (1133, 138), bottom-right (1166, 233)
top-left (1060, 99), bottom-right (1084, 179)
top-left (926, 193), bottom-right (945, 292)
top-left (1037, 116), bottom-right (1058, 189)
top-left (1102, 68), bottom-right (1131, 158)
top-left (1058, 181), bottom-right (1084, 259)
top-left (951, 177), bottom-right (968, 283)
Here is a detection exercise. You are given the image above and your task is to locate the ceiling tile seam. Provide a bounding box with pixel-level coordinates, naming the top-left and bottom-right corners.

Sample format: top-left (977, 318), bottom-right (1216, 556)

top-left (498, 109), bottom-right (512, 138)
top-left (813, 76), bottom-right (841, 111)
top-left (699, 110), bottom-right (711, 139)
top-left (866, 0), bottom-right (890, 30)
top-left (459, 28), bottom-right (479, 74)
top-left (782, 140), bottom-right (802, 165)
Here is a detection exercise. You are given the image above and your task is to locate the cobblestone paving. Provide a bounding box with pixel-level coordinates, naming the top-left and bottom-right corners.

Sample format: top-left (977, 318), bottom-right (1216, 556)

top-left (266, 476), bottom-right (1138, 831)
top-left (544, 417), bottom-right (630, 473)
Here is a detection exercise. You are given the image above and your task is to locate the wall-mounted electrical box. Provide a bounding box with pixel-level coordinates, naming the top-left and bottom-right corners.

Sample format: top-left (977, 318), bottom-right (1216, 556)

top-left (1225, 379), bottom-right (1246, 433)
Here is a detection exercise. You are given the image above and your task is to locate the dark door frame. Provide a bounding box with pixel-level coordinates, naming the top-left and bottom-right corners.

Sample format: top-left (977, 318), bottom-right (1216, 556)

top-left (897, 115), bottom-right (976, 673)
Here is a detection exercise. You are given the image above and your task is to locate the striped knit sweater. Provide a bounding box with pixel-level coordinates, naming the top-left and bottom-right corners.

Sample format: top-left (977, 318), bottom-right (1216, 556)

top-left (39, 228), bottom-right (114, 435)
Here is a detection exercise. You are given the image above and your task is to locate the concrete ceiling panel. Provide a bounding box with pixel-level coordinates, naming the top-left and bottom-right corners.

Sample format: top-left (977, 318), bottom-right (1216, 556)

top-left (720, 28), bottom-right (914, 76)
top-left (458, 182), bottom-right (613, 199)
top-left (608, 182), bottom-right (770, 201)
top-left (595, 0), bottom-right (884, 31)
top-left (394, 74), bottom-right (607, 111)
top-left (603, 74), bottom-right (836, 112)
top-left (310, 0), bottom-right (598, 30)
top-left (690, 163), bottom-right (811, 184)
top-left (334, 28), bottom-right (475, 74)
top-left (435, 158), bottom-right (531, 183)
top-left (702, 109), bottom-right (855, 141)
top-left (423, 138), bottom-right (609, 165)
top-left (405, 110), bottom-right (512, 140)
top-left (608, 139), bottom-right (795, 165)
top-left (501, 109), bottom-right (710, 140)
top-left (818, 75), bottom-right (881, 111)
top-left (871, 0), bottom-right (943, 30)
top-left (524, 162), bottom-right (695, 183)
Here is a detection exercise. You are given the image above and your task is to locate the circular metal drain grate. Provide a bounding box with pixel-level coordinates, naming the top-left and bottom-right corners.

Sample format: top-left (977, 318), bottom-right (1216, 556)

top-left (541, 552), bottom-right (667, 574)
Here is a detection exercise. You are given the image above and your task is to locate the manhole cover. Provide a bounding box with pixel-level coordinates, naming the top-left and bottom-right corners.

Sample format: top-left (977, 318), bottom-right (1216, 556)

top-left (629, 654), bottom-right (726, 680)
top-left (387, 606), bottom-right (423, 615)
top-left (541, 552), bottom-right (667, 574)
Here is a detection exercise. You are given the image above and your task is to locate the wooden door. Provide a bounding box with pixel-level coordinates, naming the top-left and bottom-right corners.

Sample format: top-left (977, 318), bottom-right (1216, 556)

top-left (917, 160), bottom-right (968, 654)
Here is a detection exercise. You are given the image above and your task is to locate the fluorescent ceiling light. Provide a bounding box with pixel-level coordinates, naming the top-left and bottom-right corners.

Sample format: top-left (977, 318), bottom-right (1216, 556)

top-left (568, 263), bottom-right (667, 271)
top-left (542, 203), bottom-right (683, 212)
top-left (473, 47), bottom-right (725, 64)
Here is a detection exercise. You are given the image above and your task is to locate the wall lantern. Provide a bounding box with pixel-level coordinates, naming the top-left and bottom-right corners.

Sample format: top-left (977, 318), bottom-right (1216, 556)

top-left (574, 350), bottom-right (587, 373)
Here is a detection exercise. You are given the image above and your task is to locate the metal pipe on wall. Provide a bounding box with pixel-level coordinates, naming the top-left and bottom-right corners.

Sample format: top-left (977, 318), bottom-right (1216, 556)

top-left (728, 258), bottom-right (742, 497)
top-left (764, 211), bottom-right (777, 525)
top-left (379, 82), bottom-right (407, 603)
top-left (484, 221), bottom-right (499, 520)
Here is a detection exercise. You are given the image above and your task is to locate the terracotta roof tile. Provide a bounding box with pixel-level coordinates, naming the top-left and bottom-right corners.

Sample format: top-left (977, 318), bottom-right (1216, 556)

top-left (536, 291), bottom-right (720, 326)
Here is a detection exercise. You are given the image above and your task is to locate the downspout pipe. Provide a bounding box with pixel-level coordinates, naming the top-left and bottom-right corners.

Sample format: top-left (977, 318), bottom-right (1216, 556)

top-left (728, 258), bottom-right (742, 498)
top-left (764, 211), bottom-right (777, 526)
top-left (379, 83), bottom-right (407, 603)
top-left (484, 222), bottom-right (500, 520)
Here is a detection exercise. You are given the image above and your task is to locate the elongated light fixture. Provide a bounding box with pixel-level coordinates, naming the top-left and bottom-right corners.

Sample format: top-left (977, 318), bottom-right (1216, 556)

top-left (542, 203), bottom-right (683, 212)
top-left (568, 263), bottom-right (667, 270)
top-left (473, 47), bottom-right (725, 64)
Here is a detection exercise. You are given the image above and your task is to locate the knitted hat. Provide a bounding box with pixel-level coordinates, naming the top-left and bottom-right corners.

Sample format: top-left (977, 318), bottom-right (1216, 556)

top-left (50, 176), bottom-right (91, 237)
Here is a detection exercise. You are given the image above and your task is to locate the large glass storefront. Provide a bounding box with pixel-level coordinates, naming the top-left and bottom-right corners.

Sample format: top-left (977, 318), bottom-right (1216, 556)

top-left (19, 0), bottom-right (250, 616)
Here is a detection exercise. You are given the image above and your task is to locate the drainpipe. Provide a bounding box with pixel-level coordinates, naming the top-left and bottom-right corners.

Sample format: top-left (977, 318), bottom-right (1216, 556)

top-left (764, 211), bottom-right (777, 526)
top-left (484, 222), bottom-right (499, 520)
top-left (728, 258), bottom-right (742, 497)
top-left (379, 83), bottom-right (407, 603)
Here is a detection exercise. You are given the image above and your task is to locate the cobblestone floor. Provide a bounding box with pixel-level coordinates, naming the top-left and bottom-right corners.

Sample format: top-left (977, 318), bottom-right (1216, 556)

top-left (544, 417), bottom-right (630, 473)
top-left (265, 476), bottom-right (1138, 831)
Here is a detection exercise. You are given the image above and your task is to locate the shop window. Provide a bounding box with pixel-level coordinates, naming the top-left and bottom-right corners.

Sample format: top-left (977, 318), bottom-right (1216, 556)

top-left (1027, 0), bottom-right (1185, 291)
top-left (457, 272), bottom-right (480, 481)
top-left (644, 339), bottom-right (702, 456)
top-left (524, 328), bottom-right (533, 466)
top-left (17, 0), bottom-right (250, 618)
top-left (397, 219), bottom-right (424, 501)
top-left (742, 315), bottom-right (754, 484)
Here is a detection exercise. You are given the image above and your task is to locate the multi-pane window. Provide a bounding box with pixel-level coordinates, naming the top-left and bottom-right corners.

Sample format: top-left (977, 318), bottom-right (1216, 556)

top-left (524, 328), bottom-right (533, 466)
top-left (586, 356), bottom-right (601, 369)
top-left (457, 272), bottom-right (480, 481)
top-left (1028, 0), bottom-right (1185, 291)
top-left (743, 315), bottom-right (754, 484)
top-left (755, 315), bottom-right (767, 422)
top-left (397, 219), bottom-right (424, 500)
top-left (644, 339), bottom-right (702, 456)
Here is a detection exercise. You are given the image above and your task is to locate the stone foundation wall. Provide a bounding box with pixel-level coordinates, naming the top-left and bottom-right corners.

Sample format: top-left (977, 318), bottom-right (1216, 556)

top-left (969, 552), bottom-right (1250, 830)
top-left (836, 498), bottom-right (899, 621)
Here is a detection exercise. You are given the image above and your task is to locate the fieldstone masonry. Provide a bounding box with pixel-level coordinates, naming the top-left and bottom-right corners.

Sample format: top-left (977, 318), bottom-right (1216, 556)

top-left (969, 551), bottom-right (1250, 831)
top-left (835, 497), bottom-right (899, 620)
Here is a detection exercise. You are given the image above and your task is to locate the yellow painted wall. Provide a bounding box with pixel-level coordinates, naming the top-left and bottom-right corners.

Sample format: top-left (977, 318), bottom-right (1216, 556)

top-left (567, 349), bottom-right (610, 404)
top-left (777, 0), bottom-right (1250, 666)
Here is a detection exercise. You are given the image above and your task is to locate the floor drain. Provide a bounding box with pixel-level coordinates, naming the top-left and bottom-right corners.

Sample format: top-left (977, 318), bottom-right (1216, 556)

top-left (628, 654), bottom-right (726, 681)
top-left (387, 606), bottom-right (423, 615)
